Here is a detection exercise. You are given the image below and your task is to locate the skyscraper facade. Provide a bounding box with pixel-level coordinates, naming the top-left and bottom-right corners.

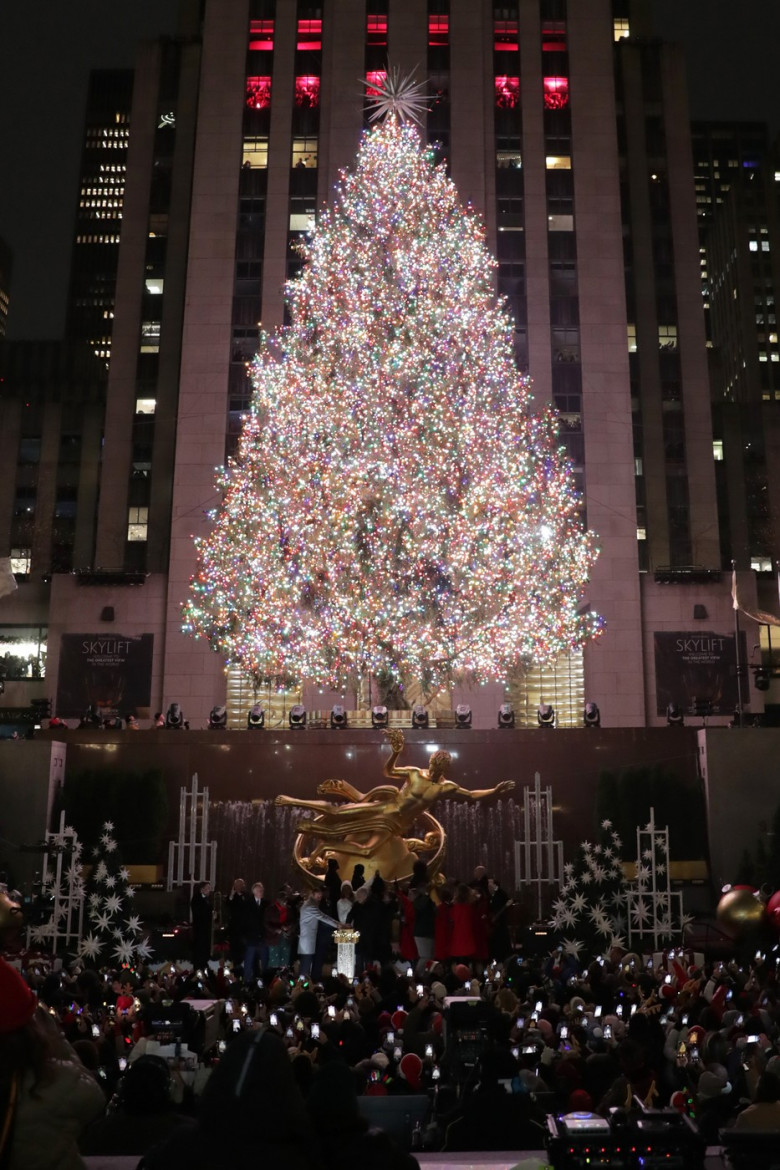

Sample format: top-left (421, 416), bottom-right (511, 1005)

top-left (1, 0), bottom-right (766, 729)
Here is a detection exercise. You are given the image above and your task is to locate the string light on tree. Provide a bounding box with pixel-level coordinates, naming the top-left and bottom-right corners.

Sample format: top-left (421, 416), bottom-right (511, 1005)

top-left (182, 87), bottom-right (602, 692)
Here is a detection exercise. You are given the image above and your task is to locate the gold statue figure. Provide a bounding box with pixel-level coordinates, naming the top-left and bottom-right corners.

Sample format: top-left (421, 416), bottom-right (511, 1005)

top-left (275, 728), bottom-right (515, 885)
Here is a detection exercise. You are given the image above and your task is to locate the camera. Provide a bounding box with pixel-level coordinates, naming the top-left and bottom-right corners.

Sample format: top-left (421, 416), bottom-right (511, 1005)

top-left (92, 1024), bottom-right (100, 1038)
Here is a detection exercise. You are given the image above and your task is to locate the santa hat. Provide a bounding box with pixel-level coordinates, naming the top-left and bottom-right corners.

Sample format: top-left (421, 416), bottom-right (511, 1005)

top-left (391, 1009), bottom-right (408, 1032)
top-left (0, 959), bottom-right (37, 1034)
top-left (453, 963), bottom-right (472, 982)
top-left (569, 1089), bottom-right (593, 1112)
top-left (399, 1052), bottom-right (423, 1091)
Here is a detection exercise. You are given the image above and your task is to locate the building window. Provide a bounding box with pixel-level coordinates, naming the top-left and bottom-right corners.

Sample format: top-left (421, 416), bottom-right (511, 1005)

top-left (248, 19), bottom-right (274, 51)
top-left (546, 155), bottom-right (571, 169)
top-left (751, 556), bottom-right (773, 572)
top-left (135, 397), bottom-right (156, 414)
top-left (291, 138), bottom-right (318, 168)
top-left (543, 77), bottom-right (569, 110)
top-left (9, 548), bottom-right (31, 576)
top-left (548, 214), bottom-right (573, 231)
top-left (145, 278), bottom-right (164, 296)
top-left (749, 240), bottom-right (759, 252)
top-left (637, 527), bottom-right (647, 541)
top-left (127, 506), bottom-right (148, 542)
top-left (613, 18), bottom-right (630, 40)
top-left (0, 624), bottom-right (47, 678)
top-left (246, 77), bottom-right (272, 110)
top-left (713, 440), bottom-right (724, 461)
top-left (658, 324), bottom-right (677, 350)
top-left (294, 76), bottom-right (320, 108)
top-left (627, 324), bottom-right (637, 352)
top-left (242, 137), bottom-right (269, 168)
top-left (365, 70), bottom-right (387, 96)
top-left (495, 76), bottom-right (520, 108)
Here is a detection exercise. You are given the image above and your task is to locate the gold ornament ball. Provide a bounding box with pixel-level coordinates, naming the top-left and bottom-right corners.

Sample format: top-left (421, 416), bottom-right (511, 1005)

top-left (716, 887), bottom-right (764, 939)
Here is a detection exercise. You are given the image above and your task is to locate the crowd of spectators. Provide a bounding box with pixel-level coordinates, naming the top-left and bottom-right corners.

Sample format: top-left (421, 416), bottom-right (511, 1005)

top-left (3, 865), bottom-right (780, 1169)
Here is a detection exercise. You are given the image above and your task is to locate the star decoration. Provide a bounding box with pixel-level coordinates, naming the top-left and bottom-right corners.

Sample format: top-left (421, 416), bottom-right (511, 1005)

top-left (104, 894), bottom-right (123, 915)
top-left (113, 939), bottom-right (136, 965)
top-left (77, 934), bottom-right (102, 961)
top-left (363, 65), bottom-right (429, 125)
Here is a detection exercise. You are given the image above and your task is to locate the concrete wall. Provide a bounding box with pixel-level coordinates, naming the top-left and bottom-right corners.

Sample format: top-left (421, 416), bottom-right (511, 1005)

top-left (0, 738), bottom-right (64, 889)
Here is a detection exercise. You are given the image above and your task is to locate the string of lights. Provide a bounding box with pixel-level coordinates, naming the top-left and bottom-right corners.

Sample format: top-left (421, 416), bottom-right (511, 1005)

top-left (182, 114), bottom-right (603, 690)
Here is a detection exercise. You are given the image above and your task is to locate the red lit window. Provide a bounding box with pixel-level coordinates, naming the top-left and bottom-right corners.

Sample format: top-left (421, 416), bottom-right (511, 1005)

top-left (494, 20), bottom-right (518, 52)
top-left (367, 14), bottom-right (387, 46)
top-left (297, 18), bottom-right (322, 51)
top-left (365, 70), bottom-right (387, 97)
top-left (543, 76), bottom-right (569, 109)
top-left (542, 25), bottom-right (567, 51)
top-left (495, 76), bottom-right (520, 109)
top-left (295, 75), bottom-right (320, 108)
top-left (249, 19), bottom-right (274, 51)
top-left (428, 15), bottom-right (449, 46)
top-left (246, 76), bottom-right (272, 109)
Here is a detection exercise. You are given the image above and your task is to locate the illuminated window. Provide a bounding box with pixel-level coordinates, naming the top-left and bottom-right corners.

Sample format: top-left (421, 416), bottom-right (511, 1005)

top-left (546, 155), bottom-right (571, 169)
top-left (627, 324), bottom-right (637, 352)
top-left (759, 353), bottom-right (769, 362)
top-left (494, 19), bottom-right (518, 52)
top-left (635, 457), bottom-right (643, 476)
top-left (495, 76), bottom-right (520, 108)
top-left (613, 18), bottom-right (630, 40)
top-left (637, 527), bottom-right (647, 541)
top-left (366, 14), bottom-right (387, 45)
top-left (289, 212), bottom-right (315, 232)
top-left (497, 149), bottom-right (522, 169)
top-left (135, 398), bottom-right (156, 415)
top-left (243, 138), bottom-right (269, 168)
top-left (428, 15), bottom-right (448, 46)
top-left (142, 321), bottom-right (161, 340)
top-left (246, 76), bottom-right (272, 110)
top-left (543, 77), bottom-right (569, 109)
top-left (127, 506), bottom-right (148, 542)
top-left (658, 325), bottom-right (677, 350)
top-left (248, 19), bottom-right (274, 50)
top-left (145, 278), bottom-right (164, 296)
top-left (365, 70), bottom-right (387, 97)
top-left (541, 24), bottom-right (566, 52)
top-left (713, 441), bottom-right (723, 461)
top-left (291, 138), bottom-right (318, 168)
top-left (9, 548), bottom-right (31, 575)
top-left (548, 214), bottom-right (573, 231)
top-left (762, 240), bottom-right (770, 252)
top-left (295, 76), bottom-right (320, 108)
top-left (751, 556), bottom-right (772, 572)
top-left (297, 18), bottom-right (321, 51)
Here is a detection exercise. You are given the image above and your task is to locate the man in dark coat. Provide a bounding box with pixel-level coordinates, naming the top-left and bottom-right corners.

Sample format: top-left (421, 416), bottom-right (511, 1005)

top-left (243, 881), bottom-right (269, 983)
top-left (190, 881), bottom-right (213, 971)
top-left (226, 877), bottom-right (249, 971)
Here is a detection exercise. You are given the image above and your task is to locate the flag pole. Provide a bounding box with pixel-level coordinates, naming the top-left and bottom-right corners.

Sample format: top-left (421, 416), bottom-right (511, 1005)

top-left (732, 559), bottom-right (743, 728)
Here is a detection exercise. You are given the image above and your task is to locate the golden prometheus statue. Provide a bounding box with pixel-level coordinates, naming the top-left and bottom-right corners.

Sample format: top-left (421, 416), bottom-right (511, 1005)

top-left (275, 728), bottom-right (515, 885)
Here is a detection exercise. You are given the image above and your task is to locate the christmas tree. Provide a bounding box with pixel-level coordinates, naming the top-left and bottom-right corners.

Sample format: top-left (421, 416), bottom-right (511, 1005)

top-left (550, 819), bottom-right (631, 961)
top-left (79, 821), bottom-right (152, 965)
top-left (183, 79), bottom-right (602, 692)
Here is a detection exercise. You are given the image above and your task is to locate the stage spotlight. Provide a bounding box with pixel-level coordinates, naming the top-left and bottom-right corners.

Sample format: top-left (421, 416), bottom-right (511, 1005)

top-left (583, 701), bottom-right (601, 728)
top-left (455, 704), bottom-right (472, 728)
top-left (666, 702), bottom-right (684, 726)
top-left (208, 705), bottom-right (227, 730)
top-left (537, 703), bottom-right (555, 728)
top-left (247, 704), bottom-right (265, 729)
top-left (497, 703), bottom-right (515, 729)
top-left (371, 705), bottom-right (389, 728)
top-left (330, 704), bottom-right (348, 729)
top-left (289, 704), bottom-right (307, 729)
top-left (411, 704), bottom-right (429, 729)
top-left (754, 668), bottom-right (770, 692)
top-left (165, 702), bottom-right (185, 729)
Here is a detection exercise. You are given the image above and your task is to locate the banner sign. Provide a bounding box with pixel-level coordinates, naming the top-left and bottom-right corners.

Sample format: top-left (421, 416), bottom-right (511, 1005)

top-left (654, 630), bottom-right (747, 716)
top-left (56, 634), bottom-right (154, 718)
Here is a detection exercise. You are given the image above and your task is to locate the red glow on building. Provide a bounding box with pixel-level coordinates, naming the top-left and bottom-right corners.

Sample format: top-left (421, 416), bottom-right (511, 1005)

top-left (542, 26), bottom-right (567, 52)
top-left (248, 19), bottom-right (274, 51)
top-left (494, 20), bottom-right (519, 52)
top-left (365, 70), bottom-right (387, 97)
top-left (367, 14), bottom-right (387, 45)
top-left (297, 18), bottom-right (322, 51)
top-left (543, 76), bottom-right (569, 109)
top-left (495, 76), bottom-right (520, 108)
top-left (295, 75), bottom-right (320, 108)
top-left (428, 15), bottom-right (449, 46)
top-left (246, 76), bottom-right (272, 109)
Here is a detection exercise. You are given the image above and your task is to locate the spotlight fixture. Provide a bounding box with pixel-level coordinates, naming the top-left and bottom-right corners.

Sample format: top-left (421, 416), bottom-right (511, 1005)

top-left (165, 702), bottom-right (185, 729)
top-left (289, 704), bottom-right (307, 729)
top-left (583, 701), bottom-right (601, 728)
top-left (330, 704), bottom-right (348, 729)
top-left (754, 668), bottom-right (770, 692)
top-left (497, 703), bottom-right (515, 729)
top-left (455, 704), bottom-right (472, 728)
top-left (666, 703), bottom-right (684, 726)
top-left (247, 704), bottom-right (265, 729)
top-left (208, 705), bottom-right (227, 730)
top-left (411, 704), bottom-right (429, 729)
top-left (371, 705), bottom-right (389, 729)
top-left (537, 703), bottom-right (555, 728)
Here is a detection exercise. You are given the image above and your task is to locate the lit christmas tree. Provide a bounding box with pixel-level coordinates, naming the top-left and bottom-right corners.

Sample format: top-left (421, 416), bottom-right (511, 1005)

top-left (550, 819), bottom-right (631, 961)
top-left (79, 821), bottom-right (152, 966)
top-left (183, 81), bottom-right (602, 692)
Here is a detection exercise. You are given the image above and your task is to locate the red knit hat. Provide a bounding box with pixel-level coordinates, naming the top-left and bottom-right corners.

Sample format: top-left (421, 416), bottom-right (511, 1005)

top-left (399, 1052), bottom-right (423, 1091)
top-left (391, 1009), bottom-right (408, 1031)
top-left (0, 959), bottom-right (37, 1034)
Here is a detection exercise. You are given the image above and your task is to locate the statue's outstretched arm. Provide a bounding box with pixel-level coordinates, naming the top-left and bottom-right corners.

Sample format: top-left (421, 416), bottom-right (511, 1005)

top-left (383, 727), bottom-right (406, 779)
top-left (440, 779), bottom-right (515, 802)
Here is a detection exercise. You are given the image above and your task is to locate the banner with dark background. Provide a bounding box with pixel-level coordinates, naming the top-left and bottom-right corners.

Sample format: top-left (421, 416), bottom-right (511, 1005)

top-left (654, 630), bottom-right (747, 716)
top-left (56, 634), bottom-right (153, 717)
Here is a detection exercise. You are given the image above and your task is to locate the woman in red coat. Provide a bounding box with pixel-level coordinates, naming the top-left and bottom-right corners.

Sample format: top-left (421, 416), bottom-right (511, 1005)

top-left (433, 886), bottom-right (453, 962)
top-left (449, 883), bottom-right (477, 963)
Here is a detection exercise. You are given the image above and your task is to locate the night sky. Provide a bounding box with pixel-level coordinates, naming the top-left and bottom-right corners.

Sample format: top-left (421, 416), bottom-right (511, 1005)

top-left (0, 0), bottom-right (777, 340)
